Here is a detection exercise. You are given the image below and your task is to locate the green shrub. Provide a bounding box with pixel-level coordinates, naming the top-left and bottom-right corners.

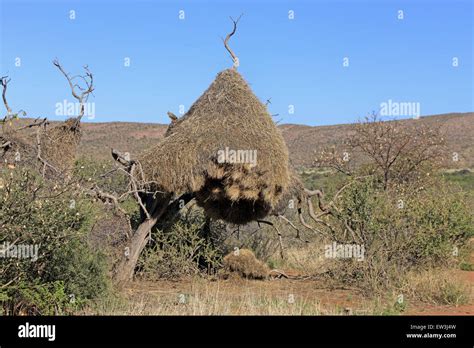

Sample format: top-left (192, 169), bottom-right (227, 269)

top-left (137, 209), bottom-right (222, 279)
top-left (73, 157), bottom-right (129, 195)
top-left (0, 167), bottom-right (109, 315)
top-left (0, 281), bottom-right (74, 315)
top-left (324, 176), bottom-right (473, 293)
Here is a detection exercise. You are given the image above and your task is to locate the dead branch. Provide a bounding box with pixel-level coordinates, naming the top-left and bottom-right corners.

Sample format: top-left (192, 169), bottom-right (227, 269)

top-left (304, 188), bottom-right (330, 212)
top-left (1, 141), bottom-right (11, 149)
top-left (14, 117), bottom-right (49, 131)
top-left (257, 219), bottom-right (285, 259)
top-left (110, 149), bottom-right (161, 221)
top-left (167, 111), bottom-right (178, 121)
top-left (305, 197), bottom-right (335, 239)
top-left (35, 122), bottom-right (59, 177)
top-left (278, 214), bottom-right (299, 234)
top-left (111, 148), bottom-right (133, 167)
top-left (53, 59), bottom-right (94, 119)
top-left (1, 76), bottom-right (12, 117)
top-left (298, 206), bottom-right (317, 231)
top-left (130, 162), bottom-right (151, 220)
top-left (223, 14), bottom-right (243, 69)
top-left (278, 214), bottom-right (309, 242)
top-left (87, 184), bottom-right (128, 215)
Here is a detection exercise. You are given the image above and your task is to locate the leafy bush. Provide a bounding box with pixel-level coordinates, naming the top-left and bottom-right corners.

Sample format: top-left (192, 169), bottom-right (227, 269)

top-left (2, 281), bottom-right (74, 315)
top-left (73, 157), bottom-right (130, 196)
top-left (313, 117), bottom-right (472, 297)
top-left (0, 168), bottom-right (109, 315)
top-left (137, 209), bottom-right (221, 279)
top-left (323, 176), bottom-right (473, 293)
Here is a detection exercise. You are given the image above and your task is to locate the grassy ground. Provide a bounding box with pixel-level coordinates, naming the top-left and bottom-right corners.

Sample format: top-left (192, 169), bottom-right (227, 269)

top-left (442, 169), bottom-right (474, 191)
top-left (85, 270), bottom-right (473, 315)
top-left (85, 168), bottom-right (474, 316)
top-left (85, 240), bottom-right (473, 315)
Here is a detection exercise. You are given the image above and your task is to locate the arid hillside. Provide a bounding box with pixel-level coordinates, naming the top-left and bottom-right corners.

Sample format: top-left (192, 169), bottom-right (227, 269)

top-left (279, 112), bottom-right (474, 168)
top-left (13, 112), bottom-right (474, 168)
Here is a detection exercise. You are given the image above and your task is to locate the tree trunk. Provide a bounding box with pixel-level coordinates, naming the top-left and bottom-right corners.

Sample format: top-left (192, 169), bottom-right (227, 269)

top-left (113, 193), bottom-right (171, 286)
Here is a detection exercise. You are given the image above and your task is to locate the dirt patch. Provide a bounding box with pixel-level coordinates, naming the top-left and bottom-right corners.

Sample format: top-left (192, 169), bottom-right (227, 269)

top-left (109, 266), bottom-right (474, 316)
top-left (118, 277), bottom-right (370, 315)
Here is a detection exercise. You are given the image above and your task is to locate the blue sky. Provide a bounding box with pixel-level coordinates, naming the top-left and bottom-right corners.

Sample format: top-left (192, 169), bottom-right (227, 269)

top-left (0, 0), bottom-right (472, 126)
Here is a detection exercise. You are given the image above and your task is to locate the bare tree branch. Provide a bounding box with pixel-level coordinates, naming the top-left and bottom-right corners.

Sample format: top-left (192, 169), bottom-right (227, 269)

top-left (35, 121), bottom-right (59, 177)
top-left (1, 76), bottom-right (12, 117)
top-left (257, 219), bottom-right (285, 259)
top-left (52, 59), bottom-right (94, 120)
top-left (87, 184), bottom-right (128, 215)
top-left (223, 14), bottom-right (243, 69)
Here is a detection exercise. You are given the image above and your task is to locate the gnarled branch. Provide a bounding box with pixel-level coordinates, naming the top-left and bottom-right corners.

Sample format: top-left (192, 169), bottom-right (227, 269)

top-left (223, 14), bottom-right (243, 69)
top-left (1, 76), bottom-right (12, 117)
top-left (53, 59), bottom-right (94, 119)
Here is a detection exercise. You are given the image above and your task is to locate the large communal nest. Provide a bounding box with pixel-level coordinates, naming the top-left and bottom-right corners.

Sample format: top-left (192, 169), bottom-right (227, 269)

top-left (139, 69), bottom-right (290, 224)
top-left (0, 132), bottom-right (35, 167)
top-left (40, 117), bottom-right (82, 176)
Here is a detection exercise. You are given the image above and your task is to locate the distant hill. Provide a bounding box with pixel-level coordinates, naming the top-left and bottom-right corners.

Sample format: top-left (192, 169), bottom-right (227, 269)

top-left (9, 112), bottom-right (474, 169)
top-left (279, 112), bottom-right (474, 169)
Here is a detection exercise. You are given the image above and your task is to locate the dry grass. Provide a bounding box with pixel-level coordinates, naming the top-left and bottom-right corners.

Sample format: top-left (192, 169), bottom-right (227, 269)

top-left (0, 117), bottom-right (82, 175)
top-left (222, 248), bottom-right (270, 280)
top-left (82, 253), bottom-right (473, 316)
top-left (85, 278), bottom-right (376, 315)
top-left (138, 69), bottom-right (290, 224)
top-left (268, 242), bottom-right (331, 276)
top-left (41, 117), bottom-right (82, 176)
top-left (400, 269), bottom-right (472, 306)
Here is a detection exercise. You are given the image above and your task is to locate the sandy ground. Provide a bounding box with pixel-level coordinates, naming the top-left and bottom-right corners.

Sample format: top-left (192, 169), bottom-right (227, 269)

top-left (113, 268), bottom-right (472, 315)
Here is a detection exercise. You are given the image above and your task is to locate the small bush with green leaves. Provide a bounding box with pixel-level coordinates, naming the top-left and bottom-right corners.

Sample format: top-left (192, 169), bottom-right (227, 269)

top-left (0, 168), bottom-right (109, 315)
top-left (137, 209), bottom-right (222, 279)
top-left (73, 157), bottom-right (130, 195)
top-left (323, 176), bottom-right (473, 293)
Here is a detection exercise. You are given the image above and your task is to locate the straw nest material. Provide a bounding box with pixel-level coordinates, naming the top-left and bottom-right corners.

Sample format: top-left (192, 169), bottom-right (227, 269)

top-left (0, 120), bottom-right (36, 168)
top-left (272, 168), bottom-right (306, 215)
top-left (41, 117), bottom-right (81, 175)
top-left (222, 248), bottom-right (269, 280)
top-left (0, 133), bottom-right (35, 167)
top-left (0, 118), bottom-right (81, 175)
top-left (139, 69), bottom-right (290, 224)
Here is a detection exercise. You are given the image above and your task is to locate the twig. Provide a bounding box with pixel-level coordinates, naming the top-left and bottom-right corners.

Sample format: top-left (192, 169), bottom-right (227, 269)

top-left (87, 184), bottom-right (128, 215)
top-left (1, 76), bottom-right (12, 116)
top-left (223, 14), bottom-right (243, 69)
top-left (257, 219), bottom-right (285, 259)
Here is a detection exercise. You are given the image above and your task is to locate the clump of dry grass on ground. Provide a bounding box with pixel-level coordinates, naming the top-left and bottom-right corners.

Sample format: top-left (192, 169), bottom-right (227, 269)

top-left (221, 248), bottom-right (270, 280)
top-left (266, 240), bottom-right (473, 309)
top-left (400, 269), bottom-right (471, 306)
